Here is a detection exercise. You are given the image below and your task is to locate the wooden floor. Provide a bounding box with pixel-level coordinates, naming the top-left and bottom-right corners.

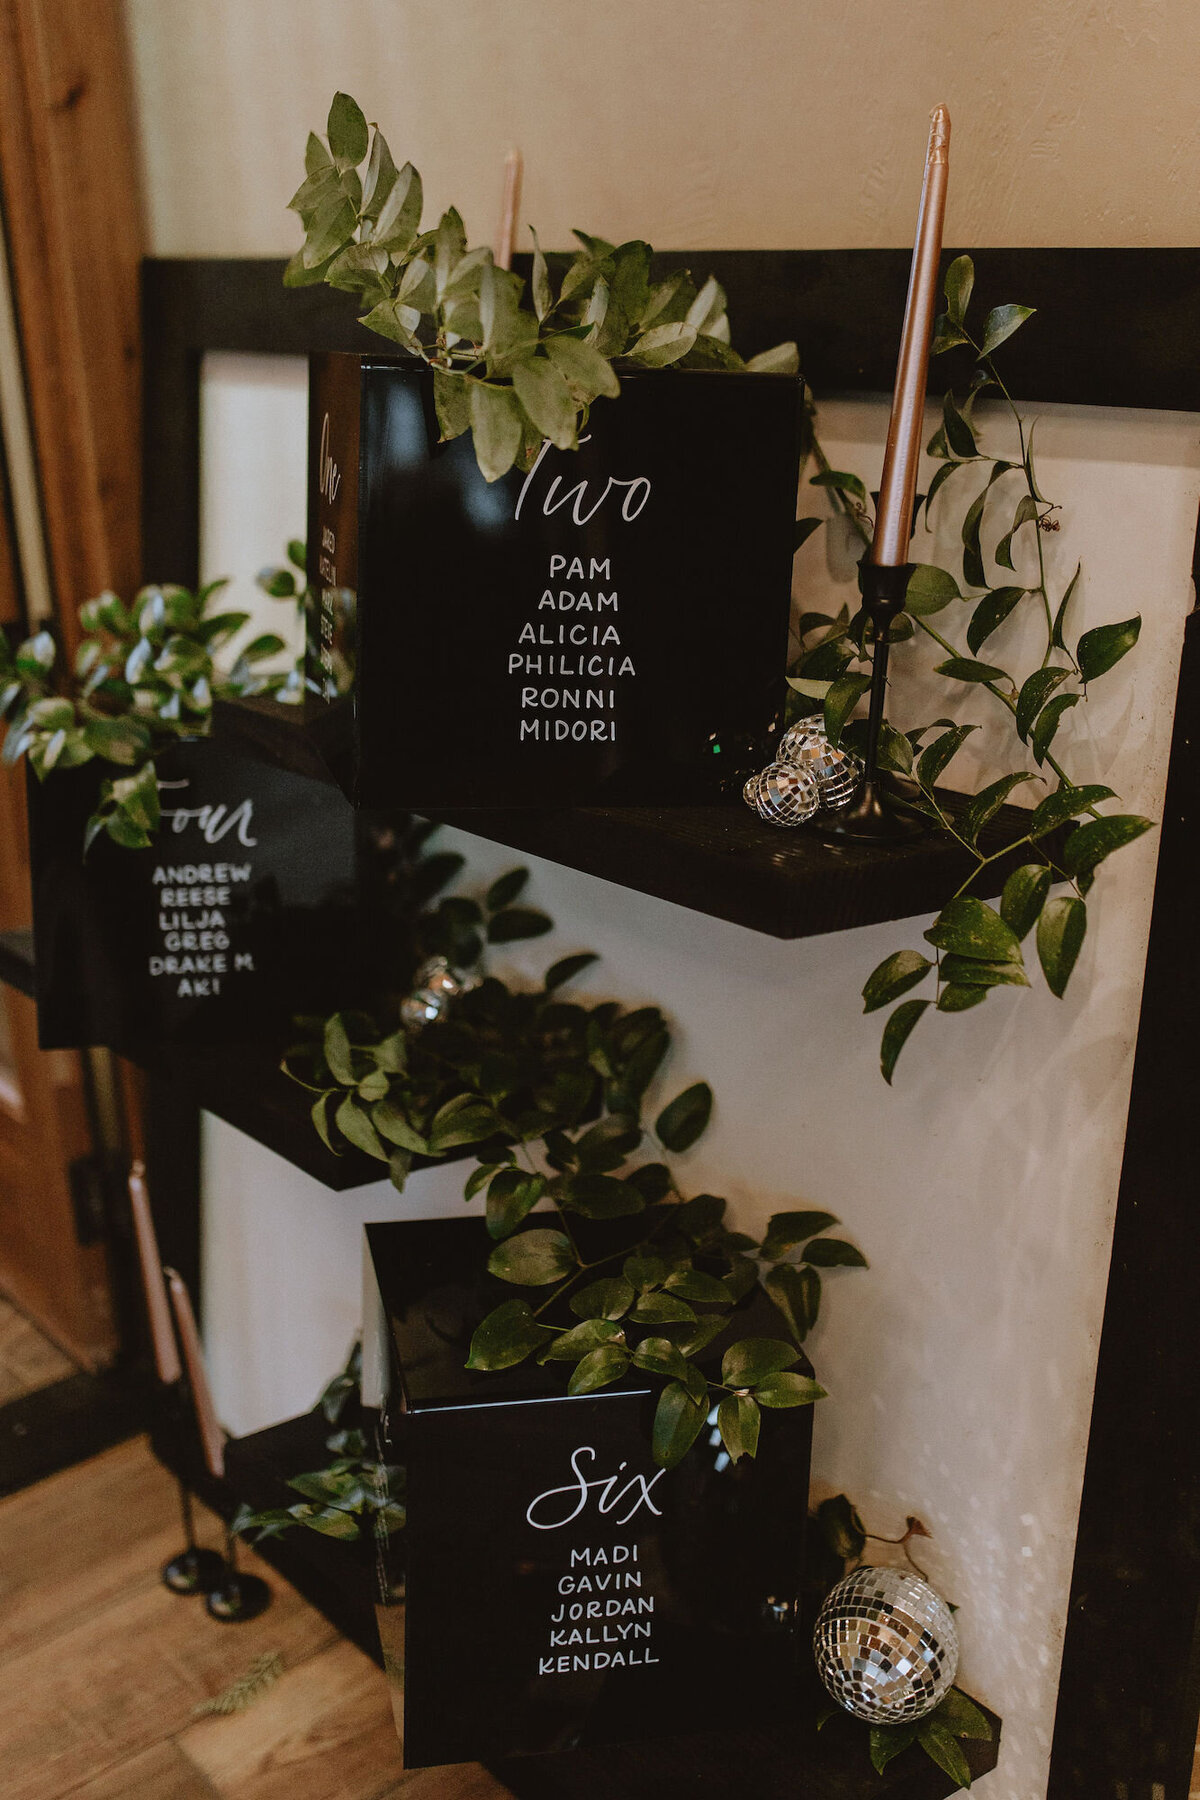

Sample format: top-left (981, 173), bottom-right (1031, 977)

top-left (0, 1435), bottom-right (513, 1800)
top-left (0, 1295), bottom-right (76, 1404)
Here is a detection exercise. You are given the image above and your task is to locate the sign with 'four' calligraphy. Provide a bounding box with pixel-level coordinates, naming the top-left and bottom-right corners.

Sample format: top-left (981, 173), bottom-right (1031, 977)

top-left (305, 354), bottom-right (803, 809)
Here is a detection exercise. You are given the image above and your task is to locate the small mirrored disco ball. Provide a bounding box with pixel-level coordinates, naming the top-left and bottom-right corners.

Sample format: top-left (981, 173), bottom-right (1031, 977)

top-left (747, 760), bottom-right (820, 827)
top-left (413, 956), bottom-right (462, 1001)
top-left (814, 1565), bottom-right (959, 1724)
top-left (400, 989), bottom-right (447, 1030)
top-left (777, 716), bottom-right (863, 812)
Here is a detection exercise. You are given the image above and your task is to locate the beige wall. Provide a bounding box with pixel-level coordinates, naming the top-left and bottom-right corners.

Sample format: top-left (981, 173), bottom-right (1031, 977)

top-left (126, 0), bottom-right (1200, 259)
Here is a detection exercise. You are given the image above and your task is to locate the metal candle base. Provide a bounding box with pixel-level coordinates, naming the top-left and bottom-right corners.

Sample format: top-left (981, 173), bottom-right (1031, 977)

top-left (205, 1570), bottom-right (272, 1623)
top-left (162, 1546), bottom-right (227, 1595)
top-left (819, 777), bottom-right (927, 843)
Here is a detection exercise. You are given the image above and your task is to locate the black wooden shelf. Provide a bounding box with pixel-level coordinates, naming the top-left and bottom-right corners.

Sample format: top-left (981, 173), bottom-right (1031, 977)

top-left (215, 699), bottom-right (1051, 940)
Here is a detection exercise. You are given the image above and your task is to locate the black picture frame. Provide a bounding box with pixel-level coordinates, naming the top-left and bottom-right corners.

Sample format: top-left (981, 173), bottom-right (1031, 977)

top-left (142, 251), bottom-right (1200, 1798)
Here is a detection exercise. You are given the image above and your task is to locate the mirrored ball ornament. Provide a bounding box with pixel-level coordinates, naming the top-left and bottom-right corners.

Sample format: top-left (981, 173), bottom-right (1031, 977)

top-left (400, 989), bottom-right (447, 1030)
top-left (413, 956), bottom-right (463, 1001)
top-left (749, 760), bottom-right (820, 827)
top-left (813, 1565), bottom-right (959, 1725)
top-left (776, 717), bottom-right (863, 812)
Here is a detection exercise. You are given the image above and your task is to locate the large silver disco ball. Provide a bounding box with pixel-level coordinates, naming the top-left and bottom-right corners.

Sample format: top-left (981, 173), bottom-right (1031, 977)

top-left (813, 1565), bottom-right (959, 1724)
top-left (777, 716), bottom-right (863, 812)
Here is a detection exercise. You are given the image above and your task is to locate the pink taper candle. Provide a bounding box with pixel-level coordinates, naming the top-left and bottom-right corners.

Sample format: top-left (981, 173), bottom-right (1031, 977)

top-left (871, 106), bottom-right (951, 568)
top-left (495, 147), bottom-right (523, 272)
top-left (128, 1160), bottom-right (182, 1386)
top-left (165, 1268), bottom-right (226, 1480)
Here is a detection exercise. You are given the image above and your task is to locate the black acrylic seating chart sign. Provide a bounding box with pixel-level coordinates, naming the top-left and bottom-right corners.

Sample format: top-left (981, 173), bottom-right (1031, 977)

top-left (28, 739), bottom-right (361, 1050)
top-left (306, 355), bottom-right (803, 809)
top-left (367, 1218), bottom-right (812, 1771)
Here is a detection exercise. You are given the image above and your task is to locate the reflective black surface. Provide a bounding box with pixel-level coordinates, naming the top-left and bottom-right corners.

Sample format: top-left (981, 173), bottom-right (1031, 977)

top-left (368, 1219), bottom-right (813, 1770)
top-left (28, 739), bottom-right (361, 1049)
top-left (308, 356), bottom-right (803, 809)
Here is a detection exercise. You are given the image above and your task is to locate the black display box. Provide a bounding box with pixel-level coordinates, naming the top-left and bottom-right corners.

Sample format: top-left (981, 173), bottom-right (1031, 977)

top-left (366, 1216), bottom-right (813, 1771)
top-left (306, 355), bottom-right (804, 809)
top-left (27, 738), bottom-right (363, 1050)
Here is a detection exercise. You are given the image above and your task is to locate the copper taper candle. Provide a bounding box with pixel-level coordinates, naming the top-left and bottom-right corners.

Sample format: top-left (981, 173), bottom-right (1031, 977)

top-left (495, 146), bottom-right (523, 271)
top-left (871, 105), bottom-right (951, 567)
top-left (165, 1268), bottom-right (225, 1480)
top-left (128, 1160), bottom-right (182, 1385)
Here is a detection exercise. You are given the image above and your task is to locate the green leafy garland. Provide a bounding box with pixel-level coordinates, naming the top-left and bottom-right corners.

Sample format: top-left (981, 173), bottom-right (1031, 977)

top-left (286, 832), bottom-right (865, 1471)
top-left (0, 577), bottom-right (294, 850)
top-left (790, 258), bottom-right (1153, 1080)
top-left (286, 93), bottom-right (797, 483)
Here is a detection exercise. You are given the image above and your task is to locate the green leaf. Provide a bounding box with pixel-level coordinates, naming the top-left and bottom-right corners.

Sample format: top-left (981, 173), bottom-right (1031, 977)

top-left (655, 1082), bottom-right (712, 1153)
top-left (1077, 616), bottom-right (1141, 683)
top-left (334, 1094), bottom-right (387, 1161)
top-left (923, 460), bottom-right (962, 517)
top-left (811, 468), bottom-right (868, 504)
top-left (931, 316), bottom-right (969, 355)
top-left (939, 255), bottom-right (971, 328)
top-left (310, 1090), bottom-right (338, 1154)
top-left (862, 950), bottom-right (933, 1015)
top-left (917, 1720), bottom-right (973, 1787)
top-left (754, 1370), bottom-right (826, 1408)
top-left (942, 391), bottom-right (978, 460)
top-left (803, 1237), bottom-right (868, 1267)
top-left (631, 1291), bottom-right (697, 1325)
top-left (488, 907), bottom-right (553, 943)
top-left (652, 1381), bottom-right (707, 1468)
top-left (1052, 564), bottom-right (1081, 650)
top-left (1015, 666), bottom-right (1072, 741)
top-left (326, 92), bottom-right (369, 168)
top-left (569, 1345), bottom-right (631, 1394)
top-left (388, 1148), bottom-right (412, 1192)
top-left (371, 1100), bottom-right (428, 1155)
top-left (764, 1264), bottom-right (821, 1340)
top-left (624, 1252), bottom-right (667, 1292)
top-left (760, 1209), bottom-right (840, 1259)
top-left (916, 724), bottom-right (977, 790)
top-left (466, 1299), bottom-right (554, 1370)
top-left (939, 954), bottom-right (1029, 989)
top-left (981, 302), bottom-right (1035, 356)
top-left (545, 333), bottom-right (620, 401)
top-left (528, 225), bottom-right (553, 321)
top-left (925, 896), bottom-right (1022, 962)
top-left (995, 495), bottom-right (1039, 570)
top-left (966, 586), bottom-right (1026, 655)
top-left (744, 340), bottom-right (799, 374)
top-left (870, 1722), bottom-right (921, 1774)
top-left (469, 383), bottom-right (524, 483)
top-left (487, 1227), bottom-right (576, 1286)
top-left (905, 564), bottom-right (960, 617)
top-left (544, 951), bottom-right (598, 991)
top-left (1031, 694), bottom-right (1079, 765)
top-left (717, 1393), bottom-right (760, 1461)
top-left (934, 656), bottom-right (1010, 686)
top-left (428, 1094), bottom-right (498, 1152)
top-left (1029, 784), bottom-right (1114, 837)
top-left (938, 982), bottom-right (988, 1012)
top-left (961, 485), bottom-right (988, 589)
top-left (721, 1338), bottom-right (798, 1388)
top-left (959, 771), bottom-right (1036, 845)
top-left (486, 1168), bottom-right (545, 1239)
top-left (817, 1494), bottom-right (867, 1560)
top-left (1059, 813), bottom-right (1153, 880)
top-left (373, 161), bottom-right (423, 253)
top-left (539, 1318), bottom-right (623, 1362)
top-left (664, 1268), bottom-right (733, 1304)
top-left (360, 125), bottom-right (398, 220)
top-left (823, 671), bottom-right (871, 746)
top-left (570, 1277), bottom-right (635, 1320)
top-left (513, 355), bottom-right (578, 451)
top-left (934, 1690), bottom-right (993, 1740)
top-left (1000, 864), bottom-right (1053, 940)
top-left (432, 368), bottom-right (471, 442)
top-left (631, 1336), bottom-right (691, 1381)
top-left (881, 998), bottom-right (929, 1083)
top-left (629, 322), bottom-right (697, 367)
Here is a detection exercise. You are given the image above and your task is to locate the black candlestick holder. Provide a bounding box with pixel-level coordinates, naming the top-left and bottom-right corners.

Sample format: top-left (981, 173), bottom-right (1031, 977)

top-left (162, 1476), bottom-right (226, 1595)
top-left (822, 561), bottom-right (928, 844)
top-left (205, 1523), bottom-right (272, 1623)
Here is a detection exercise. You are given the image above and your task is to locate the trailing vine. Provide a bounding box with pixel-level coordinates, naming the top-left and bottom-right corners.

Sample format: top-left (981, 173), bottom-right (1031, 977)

top-left (286, 93), bottom-right (797, 483)
top-left (0, 577), bottom-right (295, 851)
top-left (789, 258), bottom-right (1153, 1079)
top-left (285, 829), bottom-right (865, 1470)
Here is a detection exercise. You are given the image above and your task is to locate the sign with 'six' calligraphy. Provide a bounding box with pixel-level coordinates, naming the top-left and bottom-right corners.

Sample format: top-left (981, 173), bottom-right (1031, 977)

top-left (367, 1219), bottom-right (814, 1771)
top-left (29, 740), bottom-right (360, 1050)
top-left (306, 354), bottom-right (803, 808)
